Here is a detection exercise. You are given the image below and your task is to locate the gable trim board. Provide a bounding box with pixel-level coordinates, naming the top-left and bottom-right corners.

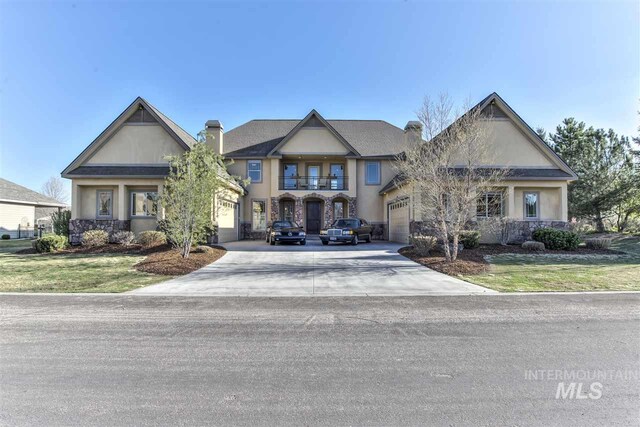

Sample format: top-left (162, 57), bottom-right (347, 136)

top-left (61, 97), bottom-right (196, 178)
top-left (266, 110), bottom-right (362, 158)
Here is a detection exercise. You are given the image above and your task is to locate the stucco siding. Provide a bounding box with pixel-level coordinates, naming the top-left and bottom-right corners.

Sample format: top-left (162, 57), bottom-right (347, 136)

top-left (356, 159), bottom-right (395, 223)
top-left (0, 202), bottom-right (35, 238)
top-left (86, 124), bottom-right (185, 165)
top-left (279, 128), bottom-right (350, 155)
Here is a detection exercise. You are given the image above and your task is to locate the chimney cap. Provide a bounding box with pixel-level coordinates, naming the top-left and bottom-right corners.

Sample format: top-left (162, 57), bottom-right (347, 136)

top-left (205, 120), bottom-right (223, 129)
top-left (404, 121), bottom-right (422, 131)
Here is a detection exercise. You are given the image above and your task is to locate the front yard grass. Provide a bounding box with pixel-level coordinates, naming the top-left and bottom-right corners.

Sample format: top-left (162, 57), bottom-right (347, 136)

top-left (461, 234), bottom-right (640, 292)
top-left (0, 240), bottom-right (169, 292)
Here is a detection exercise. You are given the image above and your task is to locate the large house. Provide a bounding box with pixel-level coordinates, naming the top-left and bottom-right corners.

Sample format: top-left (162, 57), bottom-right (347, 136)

top-left (62, 93), bottom-right (577, 244)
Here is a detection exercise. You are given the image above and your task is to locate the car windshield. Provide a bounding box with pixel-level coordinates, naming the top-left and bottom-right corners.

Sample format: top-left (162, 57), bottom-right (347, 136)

top-left (332, 219), bottom-right (359, 228)
top-left (272, 221), bottom-right (298, 228)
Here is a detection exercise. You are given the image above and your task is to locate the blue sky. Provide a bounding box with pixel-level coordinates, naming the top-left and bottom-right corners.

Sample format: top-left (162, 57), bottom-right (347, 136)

top-left (0, 0), bottom-right (638, 194)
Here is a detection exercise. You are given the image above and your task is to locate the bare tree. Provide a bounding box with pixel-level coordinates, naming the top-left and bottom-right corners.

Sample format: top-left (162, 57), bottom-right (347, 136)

top-left (394, 94), bottom-right (508, 262)
top-left (41, 176), bottom-right (68, 204)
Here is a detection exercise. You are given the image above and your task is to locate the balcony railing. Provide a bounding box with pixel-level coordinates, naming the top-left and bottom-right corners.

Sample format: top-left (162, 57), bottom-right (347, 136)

top-left (278, 176), bottom-right (348, 191)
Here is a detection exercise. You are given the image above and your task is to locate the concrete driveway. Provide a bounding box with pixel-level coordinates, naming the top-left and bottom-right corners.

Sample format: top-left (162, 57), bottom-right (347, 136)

top-left (131, 239), bottom-right (495, 296)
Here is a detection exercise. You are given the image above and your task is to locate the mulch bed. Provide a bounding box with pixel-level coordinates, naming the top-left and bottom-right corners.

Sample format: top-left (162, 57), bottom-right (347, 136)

top-left (399, 244), bottom-right (625, 277)
top-left (15, 243), bottom-right (226, 276)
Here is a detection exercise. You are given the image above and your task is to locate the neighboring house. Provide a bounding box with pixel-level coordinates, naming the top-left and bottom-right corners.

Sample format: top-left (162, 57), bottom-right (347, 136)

top-left (0, 178), bottom-right (67, 238)
top-left (62, 93), bottom-right (577, 245)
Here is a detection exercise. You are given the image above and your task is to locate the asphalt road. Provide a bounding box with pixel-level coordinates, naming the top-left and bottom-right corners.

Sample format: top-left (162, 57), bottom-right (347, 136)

top-left (1, 294), bottom-right (639, 426)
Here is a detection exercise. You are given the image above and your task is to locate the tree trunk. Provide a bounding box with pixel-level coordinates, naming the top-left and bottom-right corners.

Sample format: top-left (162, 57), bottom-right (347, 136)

top-left (451, 234), bottom-right (459, 261)
top-left (595, 213), bottom-right (606, 233)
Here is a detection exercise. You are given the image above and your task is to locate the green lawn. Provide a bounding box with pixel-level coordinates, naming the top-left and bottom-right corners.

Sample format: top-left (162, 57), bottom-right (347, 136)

top-left (463, 234), bottom-right (640, 292)
top-left (0, 239), bottom-right (169, 293)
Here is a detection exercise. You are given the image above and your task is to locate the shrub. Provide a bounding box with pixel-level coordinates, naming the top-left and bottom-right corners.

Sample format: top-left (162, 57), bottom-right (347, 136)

top-left (137, 230), bottom-right (167, 247)
top-left (522, 240), bottom-right (545, 252)
top-left (1, 234), bottom-right (9, 240)
top-left (192, 245), bottom-right (213, 254)
top-left (112, 231), bottom-right (135, 246)
top-left (409, 235), bottom-right (437, 256)
top-left (81, 230), bottom-right (109, 247)
top-left (51, 210), bottom-right (71, 236)
top-left (532, 228), bottom-right (581, 251)
top-left (585, 238), bottom-right (612, 250)
top-left (35, 235), bottom-right (69, 253)
top-left (459, 230), bottom-right (480, 249)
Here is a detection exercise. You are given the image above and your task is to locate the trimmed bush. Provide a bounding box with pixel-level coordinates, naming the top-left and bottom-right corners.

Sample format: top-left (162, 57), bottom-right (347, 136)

top-left (35, 235), bottom-right (69, 253)
top-left (459, 230), bottom-right (480, 249)
top-left (409, 235), bottom-right (437, 256)
top-left (82, 230), bottom-right (109, 247)
top-left (1, 234), bottom-right (9, 240)
top-left (585, 237), bottom-right (612, 250)
top-left (532, 228), bottom-right (580, 251)
top-left (192, 245), bottom-right (213, 254)
top-left (522, 240), bottom-right (545, 252)
top-left (113, 231), bottom-right (135, 246)
top-left (51, 210), bottom-right (71, 237)
top-left (137, 230), bottom-right (166, 247)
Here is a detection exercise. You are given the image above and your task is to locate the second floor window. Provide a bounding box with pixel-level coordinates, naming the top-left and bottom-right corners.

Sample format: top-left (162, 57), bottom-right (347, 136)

top-left (248, 160), bottom-right (262, 183)
top-left (365, 161), bottom-right (381, 185)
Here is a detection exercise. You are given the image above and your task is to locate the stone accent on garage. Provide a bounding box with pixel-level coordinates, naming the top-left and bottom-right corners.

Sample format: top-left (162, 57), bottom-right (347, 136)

top-left (240, 222), bottom-right (266, 240)
top-left (370, 222), bottom-right (387, 240)
top-left (68, 219), bottom-right (131, 245)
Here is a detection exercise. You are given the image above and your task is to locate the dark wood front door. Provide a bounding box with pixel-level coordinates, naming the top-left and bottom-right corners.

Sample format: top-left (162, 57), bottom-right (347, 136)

top-left (306, 201), bottom-right (321, 234)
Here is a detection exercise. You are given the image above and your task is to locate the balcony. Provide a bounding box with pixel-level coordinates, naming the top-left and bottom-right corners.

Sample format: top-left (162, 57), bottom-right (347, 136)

top-left (278, 176), bottom-right (348, 191)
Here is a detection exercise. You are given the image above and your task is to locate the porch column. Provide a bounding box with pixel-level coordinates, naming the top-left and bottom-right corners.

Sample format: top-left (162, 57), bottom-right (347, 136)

top-left (506, 185), bottom-right (516, 218)
top-left (118, 183), bottom-right (126, 221)
top-left (560, 183), bottom-right (568, 221)
top-left (295, 198), bottom-right (303, 225)
top-left (156, 184), bottom-right (164, 220)
top-left (71, 182), bottom-right (80, 219)
top-left (270, 159), bottom-right (279, 194)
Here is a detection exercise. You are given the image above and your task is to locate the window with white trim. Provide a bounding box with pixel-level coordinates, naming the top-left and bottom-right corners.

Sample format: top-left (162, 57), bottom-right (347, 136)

top-left (96, 190), bottom-right (113, 219)
top-left (252, 200), bottom-right (266, 231)
top-left (476, 192), bottom-right (504, 218)
top-left (130, 191), bottom-right (158, 217)
top-left (524, 192), bottom-right (539, 219)
top-left (365, 161), bottom-right (381, 185)
top-left (248, 160), bottom-right (262, 183)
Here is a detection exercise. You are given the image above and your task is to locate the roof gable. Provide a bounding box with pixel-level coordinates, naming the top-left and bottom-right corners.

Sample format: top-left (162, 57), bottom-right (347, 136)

top-left (266, 110), bottom-right (361, 158)
top-left (62, 97), bottom-right (197, 177)
top-left (0, 178), bottom-right (67, 207)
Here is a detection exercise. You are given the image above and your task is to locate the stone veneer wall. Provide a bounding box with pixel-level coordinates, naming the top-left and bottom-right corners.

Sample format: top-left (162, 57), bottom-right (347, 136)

top-left (409, 220), bottom-right (568, 244)
top-left (370, 222), bottom-right (387, 240)
top-left (269, 192), bottom-right (357, 230)
top-left (240, 222), bottom-right (266, 240)
top-left (68, 219), bottom-right (131, 245)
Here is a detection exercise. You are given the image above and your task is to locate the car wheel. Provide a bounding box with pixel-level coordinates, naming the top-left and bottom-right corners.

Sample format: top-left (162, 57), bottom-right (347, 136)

top-left (322, 241), bottom-right (329, 246)
top-left (352, 235), bottom-right (359, 245)
top-left (365, 234), bottom-right (371, 243)
top-left (300, 239), bottom-right (306, 246)
top-left (270, 238), bottom-right (276, 246)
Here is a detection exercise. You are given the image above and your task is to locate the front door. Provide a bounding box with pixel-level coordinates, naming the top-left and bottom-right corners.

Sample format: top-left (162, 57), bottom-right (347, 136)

top-left (306, 201), bottom-right (321, 234)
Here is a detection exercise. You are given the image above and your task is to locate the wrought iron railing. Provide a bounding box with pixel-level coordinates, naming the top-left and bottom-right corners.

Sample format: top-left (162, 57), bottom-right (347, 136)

top-left (278, 176), bottom-right (348, 191)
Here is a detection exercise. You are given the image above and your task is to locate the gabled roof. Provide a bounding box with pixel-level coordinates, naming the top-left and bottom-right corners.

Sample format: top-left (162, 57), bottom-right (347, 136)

top-left (266, 110), bottom-right (361, 158)
top-left (223, 118), bottom-right (408, 158)
top-left (474, 92), bottom-right (578, 179)
top-left (0, 178), bottom-right (67, 207)
top-left (62, 97), bottom-right (197, 177)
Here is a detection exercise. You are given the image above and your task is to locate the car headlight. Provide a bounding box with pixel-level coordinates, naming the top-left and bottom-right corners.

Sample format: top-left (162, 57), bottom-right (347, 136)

top-left (320, 230), bottom-right (328, 235)
top-left (273, 231), bottom-right (281, 236)
top-left (342, 230), bottom-right (353, 235)
top-left (299, 231), bottom-right (306, 236)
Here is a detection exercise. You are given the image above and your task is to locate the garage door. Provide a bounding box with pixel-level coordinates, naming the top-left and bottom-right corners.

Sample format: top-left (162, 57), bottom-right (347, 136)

top-left (388, 198), bottom-right (410, 244)
top-left (217, 200), bottom-right (239, 243)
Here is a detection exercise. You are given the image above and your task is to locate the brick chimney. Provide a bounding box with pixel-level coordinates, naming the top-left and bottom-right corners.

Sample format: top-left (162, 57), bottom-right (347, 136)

top-left (205, 120), bottom-right (223, 154)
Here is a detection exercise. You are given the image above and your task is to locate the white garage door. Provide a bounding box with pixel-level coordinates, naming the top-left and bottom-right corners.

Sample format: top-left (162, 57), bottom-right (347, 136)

top-left (388, 198), bottom-right (410, 244)
top-left (217, 200), bottom-right (239, 243)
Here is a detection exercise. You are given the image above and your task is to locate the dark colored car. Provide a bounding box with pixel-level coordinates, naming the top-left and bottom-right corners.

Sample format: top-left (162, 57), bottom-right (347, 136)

top-left (319, 218), bottom-right (373, 245)
top-left (266, 220), bottom-right (307, 245)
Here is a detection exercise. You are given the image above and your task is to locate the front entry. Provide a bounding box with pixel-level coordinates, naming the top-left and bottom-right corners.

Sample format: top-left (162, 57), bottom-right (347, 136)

top-left (306, 201), bottom-right (321, 234)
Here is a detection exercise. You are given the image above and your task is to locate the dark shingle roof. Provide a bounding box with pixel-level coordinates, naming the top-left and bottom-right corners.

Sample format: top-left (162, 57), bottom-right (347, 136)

top-left (379, 168), bottom-right (574, 194)
top-left (67, 166), bottom-right (170, 177)
top-left (223, 119), bottom-right (407, 158)
top-left (0, 178), bottom-right (67, 206)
